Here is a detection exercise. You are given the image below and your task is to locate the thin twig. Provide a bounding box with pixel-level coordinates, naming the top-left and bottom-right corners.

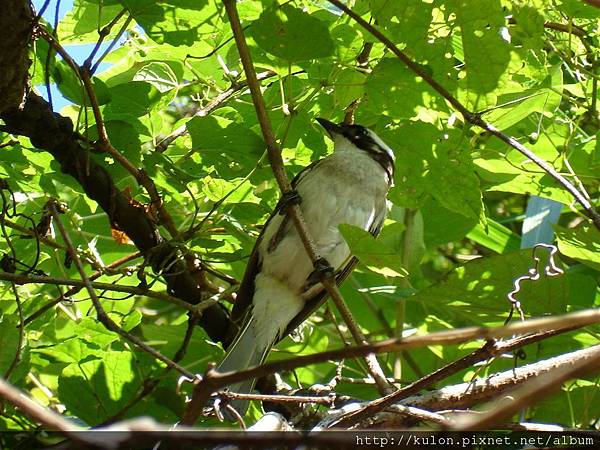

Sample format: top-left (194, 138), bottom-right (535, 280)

top-left (0, 217), bottom-right (66, 250)
top-left (155, 70), bottom-right (277, 153)
top-left (0, 271), bottom-right (203, 315)
top-left (22, 251), bottom-right (141, 326)
top-left (83, 9), bottom-right (127, 70)
top-left (218, 390), bottom-right (335, 406)
top-left (89, 13), bottom-right (133, 74)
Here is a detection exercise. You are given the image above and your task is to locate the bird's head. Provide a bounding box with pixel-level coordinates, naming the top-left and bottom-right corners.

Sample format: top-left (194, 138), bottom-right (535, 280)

top-left (316, 118), bottom-right (395, 180)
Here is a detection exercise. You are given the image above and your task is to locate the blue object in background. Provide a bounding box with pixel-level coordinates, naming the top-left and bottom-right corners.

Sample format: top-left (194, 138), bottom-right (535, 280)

top-left (521, 196), bottom-right (563, 249)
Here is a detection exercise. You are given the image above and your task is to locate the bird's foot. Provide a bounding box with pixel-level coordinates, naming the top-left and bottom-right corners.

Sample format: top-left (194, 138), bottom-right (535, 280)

top-left (277, 189), bottom-right (302, 215)
top-left (307, 257), bottom-right (334, 284)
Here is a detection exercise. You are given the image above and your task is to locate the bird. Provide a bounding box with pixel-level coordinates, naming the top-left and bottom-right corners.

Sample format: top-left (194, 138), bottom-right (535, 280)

top-left (216, 118), bottom-right (395, 416)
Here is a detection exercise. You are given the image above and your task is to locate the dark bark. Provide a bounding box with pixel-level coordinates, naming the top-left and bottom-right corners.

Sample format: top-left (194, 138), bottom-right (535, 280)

top-left (0, 0), bottom-right (32, 114)
top-left (1, 93), bottom-right (231, 343)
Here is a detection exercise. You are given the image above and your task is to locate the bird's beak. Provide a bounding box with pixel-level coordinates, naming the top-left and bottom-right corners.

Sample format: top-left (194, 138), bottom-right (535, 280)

top-left (316, 118), bottom-right (343, 137)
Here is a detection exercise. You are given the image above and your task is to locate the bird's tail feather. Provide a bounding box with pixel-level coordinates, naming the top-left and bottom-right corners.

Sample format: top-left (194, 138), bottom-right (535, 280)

top-left (216, 317), bottom-right (271, 417)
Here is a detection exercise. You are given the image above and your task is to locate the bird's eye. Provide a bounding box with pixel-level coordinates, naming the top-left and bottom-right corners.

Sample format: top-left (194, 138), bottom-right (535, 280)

top-left (354, 127), bottom-right (368, 137)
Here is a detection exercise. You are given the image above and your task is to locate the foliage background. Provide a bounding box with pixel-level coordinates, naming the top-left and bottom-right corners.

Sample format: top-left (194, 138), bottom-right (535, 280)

top-left (0, 0), bottom-right (599, 430)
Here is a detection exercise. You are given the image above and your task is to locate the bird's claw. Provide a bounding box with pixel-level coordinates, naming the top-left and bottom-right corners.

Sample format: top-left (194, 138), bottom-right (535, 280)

top-left (277, 189), bottom-right (302, 215)
top-left (311, 257), bottom-right (334, 280)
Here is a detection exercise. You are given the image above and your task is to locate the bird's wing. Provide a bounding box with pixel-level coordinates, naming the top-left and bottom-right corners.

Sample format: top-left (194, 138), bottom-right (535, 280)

top-left (279, 212), bottom-right (386, 341)
top-left (226, 160), bottom-right (323, 347)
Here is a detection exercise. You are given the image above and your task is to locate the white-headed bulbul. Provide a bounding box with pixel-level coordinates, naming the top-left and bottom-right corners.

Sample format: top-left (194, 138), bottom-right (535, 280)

top-left (216, 118), bottom-right (395, 416)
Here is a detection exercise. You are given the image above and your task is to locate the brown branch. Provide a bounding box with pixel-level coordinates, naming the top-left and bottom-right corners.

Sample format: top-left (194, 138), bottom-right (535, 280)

top-left (329, 326), bottom-right (579, 428)
top-left (181, 308), bottom-right (600, 425)
top-left (218, 390), bottom-right (335, 406)
top-left (0, 376), bottom-right (82, 431)
top-left (451, 344), bottom-right (600, 430)
top-left (0, 217), bottom-right (67, 250)
top-left (405, 344), bottom-right (600, 412)
top-left (361, 404), bottom-right (450, 428)
top-left (48, 201), bottom-right (194, 379)
top-left (507, 17), bottom-right (587, 38)
top-left (0, 0), bottom-right (32, 115)
top-left (220, 0), bottom-right (393, 403)
top-left (326, 0), bottom-right (600, 231)
top-left (319, 344), bottom-right (600, 430)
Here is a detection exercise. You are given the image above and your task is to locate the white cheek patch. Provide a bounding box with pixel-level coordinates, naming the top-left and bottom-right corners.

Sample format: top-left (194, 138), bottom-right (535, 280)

top-left (367, 130), bottom-right (395, 162)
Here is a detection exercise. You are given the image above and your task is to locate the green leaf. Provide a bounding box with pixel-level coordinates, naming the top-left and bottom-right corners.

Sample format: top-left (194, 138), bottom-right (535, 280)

top-left (133, 62), bottom-right (179, 93)
top-left (248, 4), bottom-right (334, 62)
top-left (339, 224), bottom-right (408, 277)
top-left (102, 81), bottom-right (161, 120)
top-left (58, 351), bottom-right (140, 425)
top-left (483, 66), bottom-right (563, 131)
top-left (58, 0), bottom-right (124, 44)
top-left (0, 316), bottom-right (20, 376)
top-left (120, 0), bottom-right (220, 48)
top-left (53, 62), bottom-right (111, 106)
top-left (467, 219), bottom-right (521, 254)
top-left (555, 226), bottom-right (600, 272)
top-left (454, 0), bottom-right (511, 95)
top-left (333, 68), bottom-right (365, 109)
top-left (422, 198), bottom-right (478, 248)
top-left (385, 123), bottom-right (483, 220)
top-left (475, 153), bottom-right (574, 205)
top-left (186, 115), bottom-right (264, 178)
top-left (365, 58), bottom-right (436, 119)
top-left (411, 249), bottom-right (569, 325)
top-left (558, 0), bottom-right (600, 18)
top-left (371, 0), bottom-right (433, 50)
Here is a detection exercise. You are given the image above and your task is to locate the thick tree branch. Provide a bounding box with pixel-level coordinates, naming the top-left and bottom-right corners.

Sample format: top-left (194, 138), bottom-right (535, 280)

top-left (0, 0), bottom-right (31, 115)
top-left (0, 376), bottom-right (82, 432)
top-left (1, 92), bottom-right (231, 342)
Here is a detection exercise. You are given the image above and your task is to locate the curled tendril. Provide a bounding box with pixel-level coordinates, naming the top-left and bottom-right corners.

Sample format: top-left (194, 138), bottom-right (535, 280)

top-left (506, 243), bottom-right (565, 323)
